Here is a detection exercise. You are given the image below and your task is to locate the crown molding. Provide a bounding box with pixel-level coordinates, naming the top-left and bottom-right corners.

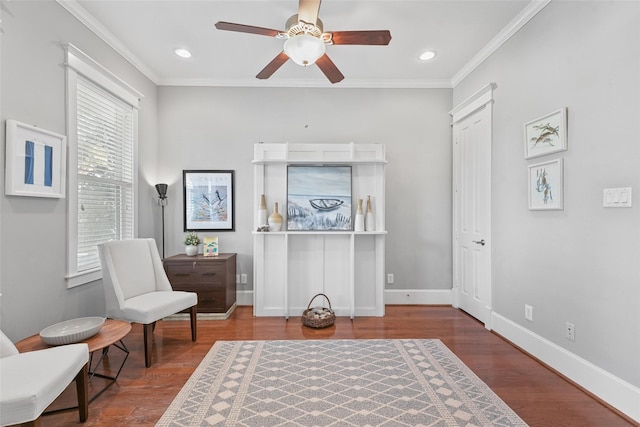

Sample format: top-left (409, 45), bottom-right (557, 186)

top-left (158, 77), bottom-right (453, 89)
top-left (57, 0), bottom-right (549, 90)
top-left (56, 0), bottom-right (161, 85)
top-left (451, 0), bottom-right (551, 87)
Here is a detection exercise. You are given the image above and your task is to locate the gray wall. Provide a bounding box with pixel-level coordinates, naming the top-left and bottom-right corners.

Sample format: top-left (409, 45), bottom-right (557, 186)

top-left (2, 0), bottom-right (636, 407)
top-left (157, 86), bottom-right (453, 295)
top-left (0, 1), bottom-right (159, 340)
top-left (0, 2), bottom-right (453, 342)
top-left (454, 1), bottom-right (640, 388)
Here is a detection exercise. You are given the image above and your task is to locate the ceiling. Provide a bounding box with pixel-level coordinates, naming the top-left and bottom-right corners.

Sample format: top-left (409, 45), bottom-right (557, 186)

top-left (58, 0), bottom-right (547, 88)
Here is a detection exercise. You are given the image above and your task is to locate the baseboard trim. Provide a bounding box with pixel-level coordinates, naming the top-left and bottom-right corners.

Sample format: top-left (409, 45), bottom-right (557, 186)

top-left (238, 289), bottom-right (453, 307)
top-left (492, 312), bottom-right (640, 423)
top-left (384, 289), bottom-right (452, 305)
top-left (236, 290), bottom-right (253, 306)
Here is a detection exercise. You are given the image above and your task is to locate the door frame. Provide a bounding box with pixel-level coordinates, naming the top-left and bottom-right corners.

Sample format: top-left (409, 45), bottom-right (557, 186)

top-left (450, 82), bottom-right (496, 329)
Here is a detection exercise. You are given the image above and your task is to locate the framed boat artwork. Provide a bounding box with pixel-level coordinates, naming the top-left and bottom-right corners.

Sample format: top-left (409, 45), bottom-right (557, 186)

top-left (287, 165), bottom-right (352, 231)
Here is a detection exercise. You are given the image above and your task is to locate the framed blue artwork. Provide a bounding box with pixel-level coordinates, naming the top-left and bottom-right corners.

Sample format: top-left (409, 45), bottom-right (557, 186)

top-left (5, 120), bottom-right (66, 198)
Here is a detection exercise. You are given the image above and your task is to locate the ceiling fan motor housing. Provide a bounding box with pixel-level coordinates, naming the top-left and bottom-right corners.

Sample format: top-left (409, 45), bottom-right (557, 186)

top-left (285, 14), bottom-right (324, 37)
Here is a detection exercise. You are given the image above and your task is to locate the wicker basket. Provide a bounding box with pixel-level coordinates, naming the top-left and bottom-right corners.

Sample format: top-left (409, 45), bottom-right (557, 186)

top-left (301, 293), bottom-right (336, 328)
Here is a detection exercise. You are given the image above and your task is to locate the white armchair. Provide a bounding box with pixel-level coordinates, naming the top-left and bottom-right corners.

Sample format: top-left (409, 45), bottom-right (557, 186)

top-left (98, 238), bottom-right (198, 367)
top-left (0, 330), bottom-right (89, 426)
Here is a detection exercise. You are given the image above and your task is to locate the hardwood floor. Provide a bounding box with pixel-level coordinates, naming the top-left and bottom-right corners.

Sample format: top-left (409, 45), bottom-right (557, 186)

top-left (40, 306), bottom-right (634, 426)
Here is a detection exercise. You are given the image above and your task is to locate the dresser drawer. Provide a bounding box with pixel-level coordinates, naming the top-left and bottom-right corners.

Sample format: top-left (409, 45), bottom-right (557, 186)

top-left (170, 282), bottom-right (224, 292)
top-left (196, 291), bottom-right (226, 312)
top-left (165, 263), bottom-right (225, 285)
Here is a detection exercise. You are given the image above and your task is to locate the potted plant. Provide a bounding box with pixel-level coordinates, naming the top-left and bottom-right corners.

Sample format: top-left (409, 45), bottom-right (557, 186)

top-left (184, 232), bottom-right (200, 256)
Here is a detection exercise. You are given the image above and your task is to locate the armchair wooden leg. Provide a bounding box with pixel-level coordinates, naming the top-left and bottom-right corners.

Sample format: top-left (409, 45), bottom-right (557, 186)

top-left (190, 305), bottom-right (198, 342)
top-left (143, 323), bottom-right (154, 367)
top-left (75, 362), bottom-right (89, 422)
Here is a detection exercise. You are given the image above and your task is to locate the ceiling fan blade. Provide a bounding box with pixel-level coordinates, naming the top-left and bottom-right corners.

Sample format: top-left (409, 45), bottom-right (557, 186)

top-left (256, 52), bottom-right (290, 80)
top-left (315, 54), bottom-right (344, 84)
top-left (298, 0), bottom-right (321, 25)
top-left (330, 30), bottom-right (392, 45)
top-left (215, 21), bottom-right (281, 37)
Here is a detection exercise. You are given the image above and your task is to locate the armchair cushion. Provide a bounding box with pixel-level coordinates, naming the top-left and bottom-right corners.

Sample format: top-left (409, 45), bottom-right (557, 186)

top-left (0, 340), bottom-right (89, 426)
top-left (121, 291), bottom-right (198, 324)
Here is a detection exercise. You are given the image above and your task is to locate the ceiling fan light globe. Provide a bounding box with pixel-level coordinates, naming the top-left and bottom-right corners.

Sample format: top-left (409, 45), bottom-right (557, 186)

top-left (284, 34), bottom-right (326, 67)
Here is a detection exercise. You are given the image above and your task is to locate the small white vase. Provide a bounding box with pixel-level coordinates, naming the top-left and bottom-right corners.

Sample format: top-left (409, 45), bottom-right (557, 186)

top-left (268, 202), bottom-right (283, 232)
top-left (365, 195), bottom-right (375, 232)
top-left (354, 198), bottom-right (365, 232)
top-left (185, 245), bottom-right (198, 256)
top-left (257, 194), bottom-right (268, 226)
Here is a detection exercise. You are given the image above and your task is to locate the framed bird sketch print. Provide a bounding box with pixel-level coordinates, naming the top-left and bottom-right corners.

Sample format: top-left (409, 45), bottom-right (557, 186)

top-left (524, 108), bottom-right (567, 159)
top-left (528, 158), bottom-right (563, 210)
top-left (183, 170), bottom-right (235, 231)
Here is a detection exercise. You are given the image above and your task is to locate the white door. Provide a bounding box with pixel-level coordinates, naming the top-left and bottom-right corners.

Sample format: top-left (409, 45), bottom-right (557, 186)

top-left (451, 84), bottom-right (493, 328)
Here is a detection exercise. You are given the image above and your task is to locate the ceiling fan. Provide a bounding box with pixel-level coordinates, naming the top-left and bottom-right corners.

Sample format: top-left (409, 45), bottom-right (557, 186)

top-left (215, 0), bottom-right (392, 84)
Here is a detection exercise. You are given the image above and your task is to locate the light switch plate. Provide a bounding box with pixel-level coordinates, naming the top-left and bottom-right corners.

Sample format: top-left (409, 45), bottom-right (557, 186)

top-left (603, 187), bottom-right (632, 207)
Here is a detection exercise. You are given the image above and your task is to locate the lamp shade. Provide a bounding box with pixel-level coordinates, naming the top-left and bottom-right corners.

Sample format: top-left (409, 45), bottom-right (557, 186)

top-left (155, 183), bottom-right (168, 199)
top-left (283, 34), bottom-right (326, 66)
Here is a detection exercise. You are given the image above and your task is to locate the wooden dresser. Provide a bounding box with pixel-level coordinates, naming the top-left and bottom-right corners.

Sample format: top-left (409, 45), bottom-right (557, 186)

top-left (163, 253), bottom-right (237, 317)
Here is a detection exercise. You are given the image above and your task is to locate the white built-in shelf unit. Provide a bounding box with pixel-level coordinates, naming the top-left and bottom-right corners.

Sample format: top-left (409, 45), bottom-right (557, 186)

top-left (253, 143), bottom-right (386, 318)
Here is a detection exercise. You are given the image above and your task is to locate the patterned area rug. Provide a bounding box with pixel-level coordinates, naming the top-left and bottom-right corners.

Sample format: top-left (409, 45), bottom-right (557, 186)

top-left (157, 339), bottom-right (527, 426)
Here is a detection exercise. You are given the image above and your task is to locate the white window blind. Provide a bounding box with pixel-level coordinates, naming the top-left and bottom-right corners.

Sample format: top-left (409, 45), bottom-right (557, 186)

top-left (65, 43), bottom-right (141, 287)
top-left (75, 77), bottom-right (134, 272)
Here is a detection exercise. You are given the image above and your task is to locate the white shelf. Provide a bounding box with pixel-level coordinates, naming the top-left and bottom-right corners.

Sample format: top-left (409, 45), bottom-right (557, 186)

top-left (252, 159), bottom-right (388, 165)
top-left (253, 143), bottom-right (386, 319)
top-left (252, 231), bottom-right (388, 235)
top-left (253, 142), bottom-right (386, 164)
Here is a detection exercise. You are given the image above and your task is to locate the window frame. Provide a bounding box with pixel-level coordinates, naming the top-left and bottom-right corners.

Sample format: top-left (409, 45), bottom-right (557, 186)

top-left (64, 43), bottom-right (142, 288)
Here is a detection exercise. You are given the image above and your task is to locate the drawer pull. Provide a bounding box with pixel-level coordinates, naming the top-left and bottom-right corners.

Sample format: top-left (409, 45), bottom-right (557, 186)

top-left (201, 273), bottom-right (217, 276)
top-left (202, 298), bottom-right (217, 303)
top-left (174, 273), bottom-right (190, 277)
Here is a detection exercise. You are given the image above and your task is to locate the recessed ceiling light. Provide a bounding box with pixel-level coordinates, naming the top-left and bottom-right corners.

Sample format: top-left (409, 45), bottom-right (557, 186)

top-left (418, 50), bottom-right (437, 61)
top-left (174, 48), bottom-right (192, 58)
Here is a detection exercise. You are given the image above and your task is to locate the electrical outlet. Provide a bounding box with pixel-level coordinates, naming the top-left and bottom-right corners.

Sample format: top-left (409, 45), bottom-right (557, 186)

top-left (525, 304), bottom-right (533, 322)
top-left (565, 322), bottom-right (575, 341)
top-left (387, 273), bottom-right (394, 284)
top-left (240, 274), bottom-right (247, 284)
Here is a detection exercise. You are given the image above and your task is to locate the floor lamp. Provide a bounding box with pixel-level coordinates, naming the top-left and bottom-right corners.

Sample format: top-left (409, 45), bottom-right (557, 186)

top-left (155, 183), bottom-right (168, 259)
